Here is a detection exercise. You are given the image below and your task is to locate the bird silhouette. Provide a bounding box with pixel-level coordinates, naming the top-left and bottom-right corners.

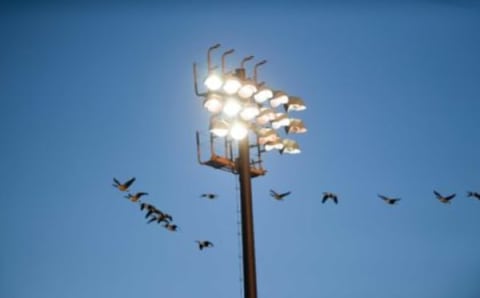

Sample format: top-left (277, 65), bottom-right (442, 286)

top-left (378, 194), bottom-right (401, 205)
top-left (434, 190), bottom-right (456, 204)
top-left (196, 240), bottom-right (214, 250)
top-left (125, 192), bottom-right (148, 202)
top-left (163, 223), bottom-right (178, 232)
top-left (269, 189), bottom-right (291, 200)
top-left (467, 191), bottom-right (480, 200)
top-left (322, 192), bottom-right (338, 204)
top-left (113, 177), bottom-right (136, 192)
top-left (147, 213), bottom-right (171, 224)
top-left (201, 193), bottom-right (218, 199)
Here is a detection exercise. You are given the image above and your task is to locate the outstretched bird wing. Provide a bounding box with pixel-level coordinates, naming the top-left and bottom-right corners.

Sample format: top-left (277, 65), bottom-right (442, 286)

top-left (124, 177), bottom-right (136, 188)
top-left (113, 178), bottom-right (121, 186)
top-left (332, 195), bottom-right (338, 204)
top-left (433, 190), bottom-right (442, 198)
top-left (378, 194), bottom-right (388, 200)
top-left (445, 193), bottom-right (456, 201)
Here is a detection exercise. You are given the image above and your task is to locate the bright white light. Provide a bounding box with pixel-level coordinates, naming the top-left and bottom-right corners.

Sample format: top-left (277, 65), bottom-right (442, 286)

top-left (253, 86), bottom-right (273, 103)
top-left (281, 139), bottom-right (301, 154)
top-left (271, 113), bottom-right (290, 129)
top-left (239, 102), bottom-right (260, 121)
top-left (223, 97), bottom-right (242, 117)
top-left (204, 73), bottom-right (223, 91)
top-left (209, 119), bottom-right (229, 137)
top-left (285, 119), bottom-right (307, 134)
top-left (256, 107), bottom-right (276, 125)
top-left (256, 128), bottom-right (279, 145)
top-left (230, 121), bottom-right (248, 140)
top-left (265, 140), bottom-right (284, 151)
top-left (270, 91), bottom-right (289, 108)
top-left (223, 76), bottom-right (242, 94)
top-left (285, 96), bottom-right (306, 111)
top-left (238, 81), bottom-right (257, 98)
top-left (203, 93), bottom-right (223, 114)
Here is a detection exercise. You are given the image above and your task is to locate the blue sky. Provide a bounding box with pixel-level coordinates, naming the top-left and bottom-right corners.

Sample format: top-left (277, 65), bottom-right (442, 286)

top-left (1, 1), bottom-right (479, 298)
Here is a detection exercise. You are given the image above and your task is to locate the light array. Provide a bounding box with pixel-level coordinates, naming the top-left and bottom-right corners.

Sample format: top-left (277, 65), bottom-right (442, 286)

top-left (195, 44), bottom-right (307, 154)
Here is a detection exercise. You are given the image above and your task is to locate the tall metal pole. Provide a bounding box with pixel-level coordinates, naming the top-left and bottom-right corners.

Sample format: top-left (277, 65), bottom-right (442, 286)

top-left (237, 136), bottom-right (258, 298)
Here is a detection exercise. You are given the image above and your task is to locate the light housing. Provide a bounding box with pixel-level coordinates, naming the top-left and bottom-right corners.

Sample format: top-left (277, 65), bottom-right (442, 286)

top-left (281, 139), bottom-right (301, 154)
top-left (204, 73), bottom-right (223, 91)
top-left (270, 91), bottom-right (289, 108)
top-left (209, 118), bottom-right (229, 137)
top-left (285, 119), bottom-right (307, 134)
top-left (264, 140), bottom-right (284, 151)
top-left (223, 74), bottom-right (242, 95)
top-left (253, 85), bottom-right (273, 103)
top-left (271, 113), bottom-right (291, 129)
top-left (284, 96), bottom-right (306, 112)
top-left (256, 128), bottom-right (279, 145)
top-left (203, 93), bottom-right (223, 114)
top-left (240, 102), bottom-right (260, 121)
top-left (238, 80), bottom-right (258, 98)
top-left (223, 97), bottom-right (242, 117)
top-left (255, 107), bottom-right (276, 125)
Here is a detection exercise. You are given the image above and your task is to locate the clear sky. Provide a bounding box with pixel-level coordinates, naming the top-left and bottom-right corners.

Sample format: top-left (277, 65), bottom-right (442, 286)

top-left (1, 1), bottom-right (479, 298)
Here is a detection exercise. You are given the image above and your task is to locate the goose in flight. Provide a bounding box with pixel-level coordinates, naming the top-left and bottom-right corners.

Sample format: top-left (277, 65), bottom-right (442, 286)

top-left (113, 177), bottom-right (136, 192)
top-left (322, 192), bottom-right (338, 204)
top-left (125, 192), bottom-right (148, 202)
top-left (269, 189), bottom-right (291, 200)
top-left (147, 213), bottom-right (171, 224)
top-left (196, 240), bottom-right (214, 250)
top-left (467, 191), bottom-right (480, 200)
top-left (201, 193), bottom-right (218, 199)
top-left (163, 223), bottom-right (178, 232)
top-left (378, 194), bottom-right (401, 205)
top-left (434, 190), bottom-right (456, 204)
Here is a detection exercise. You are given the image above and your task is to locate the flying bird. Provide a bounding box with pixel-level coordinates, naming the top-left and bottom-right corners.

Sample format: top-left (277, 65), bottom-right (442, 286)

top-left (322, 192), bottom-right (338, 204)
top-left (433, 190), bottom-right (456, 204)
top-left (269, 189), bottom-right (291, 200)
top-left (125, 192), bottom-right (148, 202)
top-left (147, 213), bottom-right (171, 224)
top-left (378, 194), bottom-right (401, 205)
top-left (141, 203), bottom-right (159, 219)
top-left (113, 177), bottom-right (136, 192)
top-left (163, 223), bottom-right (178, 232)
top-left (201, 193), bottom-right (218, 199)
top-left (467, 191), bottom-right (480, 200)
top-left (196, 240), bottom-right (214, 250)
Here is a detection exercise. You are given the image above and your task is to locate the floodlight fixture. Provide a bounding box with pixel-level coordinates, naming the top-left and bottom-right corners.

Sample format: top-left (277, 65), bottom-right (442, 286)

top-left (223, 97), bottom-right (243, 117)
top-left (238, 80), bottom-right (258, 98)
top-left (285, 119), bottom-right (307, 134)
top-left (204, 73), bottom-right (223, 91)
top-left (223, 74), bottom-right (242, 94)
top-left (271, 113), bottom-right (291, 129)
top-left (264, 139), bottom-right (284, 151)
top-left (240, 102), bottom-right (260, 121)
top-left (253, 85), bottom-right (274, 103)
top-left (255, 107), bottom-right (276, 125)
top-left (284, 96), bottom-right (306, 112)
top-left (230, 121), bottom-right (249, 140)
top-left (270, 91), bottom-right (289, 108)
top-left (203, 93), bottom-right (223, 113)
top-left (256, 128), bottom-right (279, 145)
top-left (281, 139), bottom-right (301, 154)
top-left (209, 118), bottom-right (229, 137)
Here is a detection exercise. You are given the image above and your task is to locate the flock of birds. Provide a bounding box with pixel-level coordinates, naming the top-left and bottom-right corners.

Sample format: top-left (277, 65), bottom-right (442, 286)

top-left (270, 189), bottom-right (480, 204)
top-left (113, 177), bottom-right (214, 250)
top-left (113, 176), bottom-right (480, 251)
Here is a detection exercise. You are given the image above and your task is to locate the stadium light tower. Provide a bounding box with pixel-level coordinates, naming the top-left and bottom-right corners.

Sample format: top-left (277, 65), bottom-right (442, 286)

top-left (193, 43), bottom-right (307, 298)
